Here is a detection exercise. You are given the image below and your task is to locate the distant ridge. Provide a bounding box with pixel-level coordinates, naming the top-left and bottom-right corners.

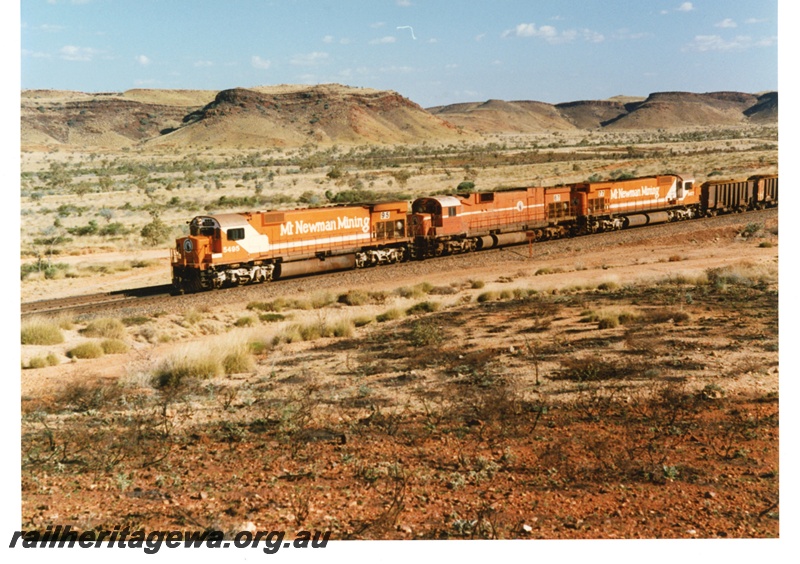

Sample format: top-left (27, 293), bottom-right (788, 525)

top-left (20, 86), bottom-right (776, 150)
top-left (429, 91), bottom-right (776, 133)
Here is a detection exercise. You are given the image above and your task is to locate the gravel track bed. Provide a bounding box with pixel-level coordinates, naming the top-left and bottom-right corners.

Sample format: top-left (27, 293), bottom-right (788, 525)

top-left (78, 208), bottom-right (777, 319)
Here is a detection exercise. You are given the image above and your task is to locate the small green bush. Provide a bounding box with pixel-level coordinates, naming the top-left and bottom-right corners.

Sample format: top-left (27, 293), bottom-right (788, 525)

top-left (338, 290), bottom-right (370, 306)
top-left (67, 342), bottom-right (105, 359)
top-left (122, 315), bottom-right (151, 326)
top-left (376, 309), bottom-right (404, 323)
top-left (395, 282), bottom-right (433, 299)
top-left (100, 339), bottom-right (129, 354)
top-left (81, 318), bottom-right (126, 339)
top-left (25, 353), bottom-right (60, 369)
top-left (406, 301), bottom-right (441, 315)
top-left (409, 320), bottom-right (443, 347)
top-left (353, 316), bottom-right (374, 327)
top-left (597, 316), bottom-right (619, 329)
top-left (152, 356), bottom-right (222, 388)
top-left (222, 349), bottom-right (255, 374)
top-left (21, 318), bottom-right (64, 345)
top-left (476, 291), bottom-right (500, 303)
top-left (234, 316), bottom-right (256, 327)
top-left (258, 313), bottom-right (286, 322)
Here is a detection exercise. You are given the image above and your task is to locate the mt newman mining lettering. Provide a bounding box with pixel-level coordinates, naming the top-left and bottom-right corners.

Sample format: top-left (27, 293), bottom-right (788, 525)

top-left (611, 186), bottom-right (662, 200)
top-left (280, 216), bottom-right (370, 236)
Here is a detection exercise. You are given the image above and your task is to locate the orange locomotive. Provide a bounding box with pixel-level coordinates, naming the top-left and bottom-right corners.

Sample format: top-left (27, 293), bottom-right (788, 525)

top-left (171, 201), bottom-right (409, 292)
top-left (571, 174), bottom-right (700, 231)
top-left (408, 185), bottom-right (576, 257)
top-left (171, 172), bottom-right (775, 293)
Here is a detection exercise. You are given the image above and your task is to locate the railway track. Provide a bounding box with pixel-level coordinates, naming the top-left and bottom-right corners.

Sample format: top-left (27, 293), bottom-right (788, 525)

top-left (21, 284), bottom-right (174, 317)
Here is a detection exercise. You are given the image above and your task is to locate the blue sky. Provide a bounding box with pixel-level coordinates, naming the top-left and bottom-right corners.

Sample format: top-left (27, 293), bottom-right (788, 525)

top-left (18, 1), bottom-right (779, 108)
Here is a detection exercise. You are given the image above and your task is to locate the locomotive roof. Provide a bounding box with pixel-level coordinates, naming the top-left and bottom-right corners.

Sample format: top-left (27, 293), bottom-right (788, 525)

top-left (414, 195), bottom-right (462, 207)
top-left (209, 213), bottom-right (250, 229)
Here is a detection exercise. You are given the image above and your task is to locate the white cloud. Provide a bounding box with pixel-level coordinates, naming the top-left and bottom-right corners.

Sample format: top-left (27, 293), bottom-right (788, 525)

top-left (21, 49), bottom-right (51, 59)
top-left (396, 0), bottom-right (412, 6)
top-left (251, 55), bottom-right (271, 69)
top-left (715, 18), bottom-right (737, 28)
top-left (379, 65), bottom-right (413, 74)
top-left (290, 51), bottom-right (329, 66)
top-left (501, 22), bottom-right (603, 44)
top-left (323, 35), bottom-right (352, 45)
top-left (581, 29), bottom-right (605, 43)
top-left (59, 45), bottom-right (99, 61)
top-left (135, 55), bottom-right (150, 66)
top-left (684, 34), bottom-right (775, 52)
top-left (369, 36), bottom-right (396, 45)
top-left (35, 24), bottom-right (64, 32)
top-left (194, 60), bottom-right (214, 68)
top-left (678, 2), bottom-right (694, 11)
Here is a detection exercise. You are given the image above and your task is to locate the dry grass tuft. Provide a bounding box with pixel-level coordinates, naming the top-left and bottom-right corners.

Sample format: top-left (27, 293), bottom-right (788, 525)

top-left (81, 317), bottom-right (126, 340)
top-left (21, 317), bottom-right (64, 345)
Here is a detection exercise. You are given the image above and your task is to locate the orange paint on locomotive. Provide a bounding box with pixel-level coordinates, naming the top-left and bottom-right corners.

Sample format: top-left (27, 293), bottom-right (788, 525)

top-left (571, 174), bottom-right (698, 215)
top-left (172, 203), bottom-right (410, 270)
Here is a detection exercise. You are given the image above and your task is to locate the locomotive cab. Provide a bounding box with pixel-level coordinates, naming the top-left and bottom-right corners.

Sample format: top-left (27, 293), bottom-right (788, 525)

top-left (174, 217), bottom-right (220, 265)
top-left (410, 196), bottom-right (463, 237)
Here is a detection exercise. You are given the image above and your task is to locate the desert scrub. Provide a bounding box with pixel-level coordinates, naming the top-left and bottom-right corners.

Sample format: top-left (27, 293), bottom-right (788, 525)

top-left (182, 309), bottom-right (204, 326)
top-left (642, 308), bottom-right (690, 324)
top-left (476, 291), bottom-right (500, 303)
top-left (81, 317), bottom-right (126, 339)
top-left (408, 319), bottom-right (443, 347)
top-left (153, 356), bottom-right (222, 388)
top-left (122, 315), bottom-right (151, 326)
top-left (67, 342), bottom-right (105, 359)
top-left (338, 289), bottom-right (389, 306)
top-left (352, 315), bottom-right (374, 327)
top-left (234, 316), bottom-right (256, 327)
top-left (273, 319), bottom-right (354, 344)
top-left (258, 312), bottom-right (286, 323)
top-left (100, 339), bottom-right (129, 354)
top-left (395, 282), bottom-right (433, 299)
top-left (337, 289), bottom-right (370, 306)
top-left (25, 353), bottom-right (60, 369)
top-left (406, 301), bottom-right (441, 315)
top-left (582, 308), bottom-right (639, 329)
top-left (706, 262), bottom-right (777, 288)
top-left (222, 346), bottom-right (256, 374)
top-left (376, 308), bottom-right (404, 323)
top-left (152, 337), bottom-right (255, 387)
top-left (21, 317), bottom-right (64, 345)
